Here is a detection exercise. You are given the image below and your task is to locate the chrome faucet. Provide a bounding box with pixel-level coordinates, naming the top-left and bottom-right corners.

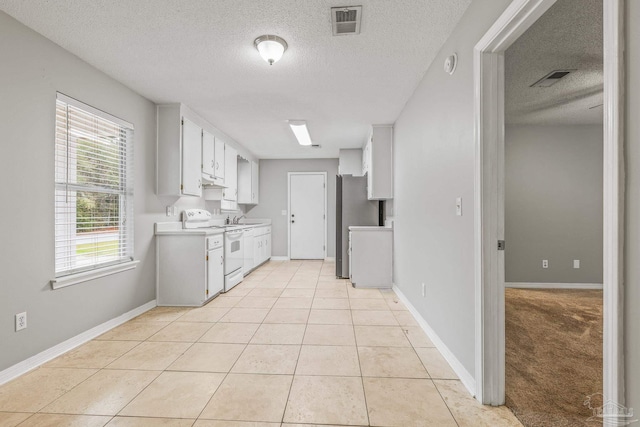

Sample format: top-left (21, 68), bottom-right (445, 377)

top-left (232, 215), bottom-right (245, 224)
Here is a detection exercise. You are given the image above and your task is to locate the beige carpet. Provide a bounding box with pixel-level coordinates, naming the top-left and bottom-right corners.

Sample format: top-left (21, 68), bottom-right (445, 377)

top-left (505, 288), bottom-right (603, 427)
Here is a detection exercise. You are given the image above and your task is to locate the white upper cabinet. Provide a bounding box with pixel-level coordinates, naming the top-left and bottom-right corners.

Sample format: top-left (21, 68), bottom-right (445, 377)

top-left (202, 130), bottom-right (225, 186)
top-left (238, 160), bottom-right (260, 205)
top-left (157, 104), bottom-right (203, 197)
top-left (365, 125), bottom-right (393, 200)
top-left (181, 118), bottom-right (203, 196)
top-left (214, 138), bottom-right (225, 181)
top-left (251, 161), bottom-right (260, 204)
top-left (202, 130), bottom-right (215, 178)
top-left (223, 144), bottom-right (238, 201)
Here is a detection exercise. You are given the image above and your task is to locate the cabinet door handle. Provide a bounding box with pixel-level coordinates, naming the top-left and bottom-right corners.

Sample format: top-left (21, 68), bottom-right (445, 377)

top-left (220, 255), bottom-right (223, 265)
top-left (198, 179), bottom-right (201, 188)
top-left (211, 160), bottom-right (214, 167)
top-left (215, 162), bottom-right (219, 170)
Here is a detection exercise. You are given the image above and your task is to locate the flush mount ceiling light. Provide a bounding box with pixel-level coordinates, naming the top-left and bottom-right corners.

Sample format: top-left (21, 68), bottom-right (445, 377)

top-left (254, 35), bottom-right (288, 65)
top-left (288, 120), bottom-right (312, 146)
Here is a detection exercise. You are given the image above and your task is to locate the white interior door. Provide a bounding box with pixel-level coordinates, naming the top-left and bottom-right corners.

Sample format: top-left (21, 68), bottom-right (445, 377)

top-left (289, 173), bottom-right (326, 259)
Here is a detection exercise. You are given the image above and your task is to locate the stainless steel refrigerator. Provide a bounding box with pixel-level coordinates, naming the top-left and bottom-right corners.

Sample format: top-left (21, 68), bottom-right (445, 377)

top-left (336, 175), bottom-right (380, 278)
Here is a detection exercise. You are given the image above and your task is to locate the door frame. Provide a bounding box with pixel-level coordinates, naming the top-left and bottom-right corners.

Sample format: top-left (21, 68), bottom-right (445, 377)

top-left (287, 172), bottom-right (328, 260)
top-left (473, 0), bottom-right (625, 405)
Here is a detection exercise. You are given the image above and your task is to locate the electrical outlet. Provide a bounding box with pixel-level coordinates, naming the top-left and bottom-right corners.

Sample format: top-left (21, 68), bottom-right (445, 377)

top-left (573, 259), bottom-right (580, 269)
top-left (542, 260), bottom-right (549, 269)
top-left (15, 312), bottom-right (27, 331)
top-left (421, 283), bottom-right (426, 297)
top-left (172, 206), bottom-right (179, 216)
top-left (166, 206), bottom-right (172, 216)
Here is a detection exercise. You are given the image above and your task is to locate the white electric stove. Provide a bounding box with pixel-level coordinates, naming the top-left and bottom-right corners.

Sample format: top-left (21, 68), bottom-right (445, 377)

top-left (182, 209), bottom-right (244, 292)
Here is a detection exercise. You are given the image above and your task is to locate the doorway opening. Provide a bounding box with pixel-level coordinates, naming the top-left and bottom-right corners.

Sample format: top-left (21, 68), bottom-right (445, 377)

top-left (502, 0), bottom-right (604, 424)
top-left (474, 0), bottom-right (623, 414)
top-left (288, 172), bottom-right (328, 260)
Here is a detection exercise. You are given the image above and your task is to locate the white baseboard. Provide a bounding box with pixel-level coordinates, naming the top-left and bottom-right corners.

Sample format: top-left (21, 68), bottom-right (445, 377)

top-left (270, 256), bottom-right (290, 261)
top-left (0, 300), bottom-right (156, 386)
top-left (505, 282), bottom-right (603, 290)
top-left (393, 286), bottom-right (476, 396)
top-left (324, 257), bottom-right (335, 262)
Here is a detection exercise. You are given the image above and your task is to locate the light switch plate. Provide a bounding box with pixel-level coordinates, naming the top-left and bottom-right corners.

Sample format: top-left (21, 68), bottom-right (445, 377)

top-left (573, 259), bottom-right (580, 269)
top-left (281, 210), bottom-right (287, 216)
top-left (456, 198), bottom-right (462, 216)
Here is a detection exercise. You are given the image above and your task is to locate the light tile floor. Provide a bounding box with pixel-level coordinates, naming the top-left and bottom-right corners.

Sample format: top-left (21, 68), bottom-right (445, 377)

top-left (0, 260), bottom-right (523, 427)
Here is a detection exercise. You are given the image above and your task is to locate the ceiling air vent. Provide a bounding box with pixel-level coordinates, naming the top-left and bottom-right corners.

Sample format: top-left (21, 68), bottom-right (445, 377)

top-left (331, 6), bottom-right (362, 36)
top-left (311, 144), bottom-right (321, 148)
top-left (530, 69), bottom-right (576, 87)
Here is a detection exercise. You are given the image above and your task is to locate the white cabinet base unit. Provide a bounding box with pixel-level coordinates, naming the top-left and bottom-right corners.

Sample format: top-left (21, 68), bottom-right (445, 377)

top-left (243, 227), bottom-right (255, 275)
top-left (156, 232), bottom-right (224, 306)
top-left (349, 226), bottom-right (393, 288)
top-left (252, 225), bottom-right (272, 270)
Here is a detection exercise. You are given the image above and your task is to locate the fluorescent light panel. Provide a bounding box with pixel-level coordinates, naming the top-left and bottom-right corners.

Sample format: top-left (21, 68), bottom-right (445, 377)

top-left (288, 120), bottom-right (312, 146)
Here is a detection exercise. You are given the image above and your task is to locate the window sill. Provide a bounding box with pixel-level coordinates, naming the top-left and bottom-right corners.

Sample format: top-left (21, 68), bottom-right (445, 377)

top-left (50, 260), bottom-right (140, 290)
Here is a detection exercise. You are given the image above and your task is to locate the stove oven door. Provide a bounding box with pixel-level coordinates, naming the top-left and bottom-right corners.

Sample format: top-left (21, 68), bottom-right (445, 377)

top-left (224, 230), bottom-right (244, 275)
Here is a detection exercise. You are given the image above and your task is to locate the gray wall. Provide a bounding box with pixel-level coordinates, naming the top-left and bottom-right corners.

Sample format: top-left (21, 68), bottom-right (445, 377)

top-left (505, 125), bottom-right (603, 283)
top-left (338, 149), bottom-right (363, 176)
top-left (393, 0), bottom-right (512, 378)
top-left (625, 0), bottom-right (640, 411)
top-left (246, 159), bottom-right (338, 258)
top-left (0, 12), bottom-right (162, 371)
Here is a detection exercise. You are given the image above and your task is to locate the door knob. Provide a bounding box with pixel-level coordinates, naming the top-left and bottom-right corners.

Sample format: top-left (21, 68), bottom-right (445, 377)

top-left (291, 220), bottom-right (295, 223)
top-left (291, 214), bottom-right (295, 217)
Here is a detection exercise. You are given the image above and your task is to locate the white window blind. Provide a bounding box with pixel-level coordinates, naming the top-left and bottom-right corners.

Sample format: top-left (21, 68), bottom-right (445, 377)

top-left (55, 93), bottom-right (134, 278)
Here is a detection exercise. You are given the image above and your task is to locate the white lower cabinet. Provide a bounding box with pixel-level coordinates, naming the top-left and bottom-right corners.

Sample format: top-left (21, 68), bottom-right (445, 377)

top-left (349, 227), bottom-right (393, 288)
top-left (243, 228), bottom-right (255, 275)
top-left (207, 245), bottom-right (224, 296)
top-left (156, 233), bottom-right (224, 306)
top-left (252, 226), bottom-right (271, 269)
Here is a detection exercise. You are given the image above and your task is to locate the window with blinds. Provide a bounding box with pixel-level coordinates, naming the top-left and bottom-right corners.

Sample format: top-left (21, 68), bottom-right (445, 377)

top-left (55, 93), bottom-right (134, 277)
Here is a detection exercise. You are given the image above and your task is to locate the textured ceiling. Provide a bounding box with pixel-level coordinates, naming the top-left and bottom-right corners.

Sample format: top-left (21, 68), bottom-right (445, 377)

top-left (0, 0), bottom-right (472, 158)
top-left (505, 0), bottom-right (603, 126)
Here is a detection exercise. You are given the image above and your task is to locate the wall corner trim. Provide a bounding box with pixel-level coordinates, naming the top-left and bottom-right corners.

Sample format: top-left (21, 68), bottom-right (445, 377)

top-left (392, 285), bottom-right (476, 396)
top-left (0, 299), bottom-right (156, 386)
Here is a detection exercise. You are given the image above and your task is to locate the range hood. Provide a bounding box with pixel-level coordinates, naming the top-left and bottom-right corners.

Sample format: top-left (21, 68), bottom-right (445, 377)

top-left (202, 173), bottom-right (227, 188)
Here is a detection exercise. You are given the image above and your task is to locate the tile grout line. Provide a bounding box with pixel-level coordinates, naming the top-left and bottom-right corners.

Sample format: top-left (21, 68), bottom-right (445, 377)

top-left (193, 261), bottom-right (279, 422)
top-left (349, 281), bottom-right (372, 427)
top-left (280, 261), bottom-right (309, 425)
top-left (109, 311), bottom-right (205, 421)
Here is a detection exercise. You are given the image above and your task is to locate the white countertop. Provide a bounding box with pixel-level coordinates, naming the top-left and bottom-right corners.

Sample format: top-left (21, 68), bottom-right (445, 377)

top-left (155, 221), bottom-right (270, 236)
top-left (155, 222), bottom-right (225, 236)
top-left (348, 226), bottom-right (393, 232)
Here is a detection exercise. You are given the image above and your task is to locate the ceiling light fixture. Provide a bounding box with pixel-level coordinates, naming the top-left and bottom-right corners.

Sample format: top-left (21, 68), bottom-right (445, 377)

top-left (288, 120), bottom-right (312, 146)
top-left (254, 35), bottom-right (288, 65)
